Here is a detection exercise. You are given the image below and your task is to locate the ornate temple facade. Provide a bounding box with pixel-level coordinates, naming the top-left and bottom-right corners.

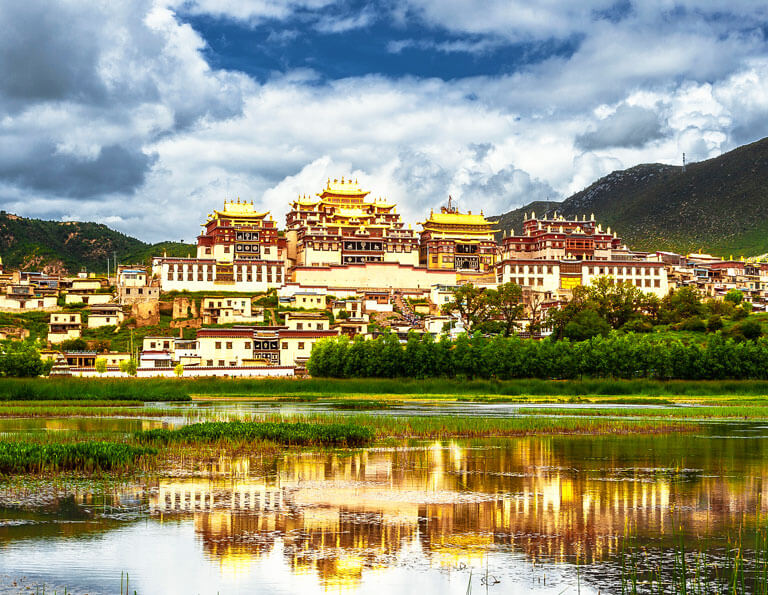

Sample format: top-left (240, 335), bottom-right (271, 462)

top-left (285, 178), bottom-right (419, 268)
top-left (152, 200), bottom-right (287, 292)
top-left (149, 184), bottom-right (667, 298)
top-left (196, 199), bottom-right (282, 263)
top-left (419, 200), bottom-right (498, 273)
top-left (501, 211), bottom-right (626, 261)
top-left (496, 211), bottom-right (667, 296)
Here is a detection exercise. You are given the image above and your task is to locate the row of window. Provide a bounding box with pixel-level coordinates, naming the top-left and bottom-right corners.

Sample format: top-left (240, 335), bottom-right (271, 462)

top-left (167, 264), bottom-right (283, 284)
top-left (343, 255), bottom-right (383, 264)
top-left (309, 242), bottom-right (415, 252)
top-left (588, 266), bottom-right (660, 276)
top-left (235, 244), bottom-right (260, 253)
top-left (210, 340), bottom-right (310, 351)
top-left (235, 232), bottom-right (260, 241)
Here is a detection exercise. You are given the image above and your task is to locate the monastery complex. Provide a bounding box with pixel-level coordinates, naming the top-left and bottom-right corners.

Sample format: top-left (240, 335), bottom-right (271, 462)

top-left (152, 177), bottom-right (668, 297)
top-left (11, 176), bottom-right (767, 378)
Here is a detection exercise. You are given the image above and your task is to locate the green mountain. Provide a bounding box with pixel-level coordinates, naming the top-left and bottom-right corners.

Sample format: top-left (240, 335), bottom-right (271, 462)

top-left (0, 212), bottom-right (195, 273)
top-left (491, 136), bottom-right (768, 257)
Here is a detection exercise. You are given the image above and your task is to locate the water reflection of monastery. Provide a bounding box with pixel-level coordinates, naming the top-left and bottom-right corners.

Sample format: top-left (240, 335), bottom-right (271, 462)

top-left (148, 437), bottom-right (768, 588)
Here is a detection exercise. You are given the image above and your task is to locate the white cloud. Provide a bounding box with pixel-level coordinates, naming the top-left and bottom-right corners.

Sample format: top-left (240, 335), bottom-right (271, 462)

top-left (2, 1), bottom-right (768, 243)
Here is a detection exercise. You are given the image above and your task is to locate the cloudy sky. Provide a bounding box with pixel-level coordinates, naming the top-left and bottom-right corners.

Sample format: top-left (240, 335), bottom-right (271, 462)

top-left (2, 1), bottom-right (768, 242)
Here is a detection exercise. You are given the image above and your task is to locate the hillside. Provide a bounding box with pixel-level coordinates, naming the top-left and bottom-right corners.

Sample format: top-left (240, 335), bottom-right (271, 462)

top-left (491, 136), bottom-right (768, 256)
top-left (0, 212), bottom-right (194, 273)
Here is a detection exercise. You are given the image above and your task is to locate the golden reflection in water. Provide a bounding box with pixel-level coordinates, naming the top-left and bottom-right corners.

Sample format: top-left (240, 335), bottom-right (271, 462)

top-left (145, 435), bottom-right (768, 590)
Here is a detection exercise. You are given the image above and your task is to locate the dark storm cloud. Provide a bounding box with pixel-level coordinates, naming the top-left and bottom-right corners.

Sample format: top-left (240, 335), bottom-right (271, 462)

top-left (575, 105), bottom-right (666, 151)
top-left (0, 144), bottom-right (156, 198)
top-left (0, 1), bottom-right (107, 105)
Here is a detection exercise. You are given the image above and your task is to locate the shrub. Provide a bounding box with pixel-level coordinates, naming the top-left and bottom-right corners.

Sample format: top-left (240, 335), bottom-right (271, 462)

top-left (59, 338), bottom-right (88, 351)
top-left (732, 307), bottom-right (749, 320)
top-left (737, 319), bottom-right (763, 341)
top-left (563, 309), bottom-right (610, 341)
top-left (622, 318), bottom-right (653, 333)
top-left (706, 315), bottom-right (723, 333)
top-left (678, 317), bottom-right (706, 332)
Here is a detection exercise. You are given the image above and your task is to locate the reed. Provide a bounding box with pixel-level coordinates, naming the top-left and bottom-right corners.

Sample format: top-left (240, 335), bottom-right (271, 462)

top-left (0, 405), bottom-right (169, 418)
top-left (519, 405), bottom-right (768, 419)
top-left (136, 420), bottom-right (374, 447)
top-left (620, 518), bottom-right (768, 593)
top-left (0, 378), bottom-right (189, 401)
top-left (0, 441), bottom-right (156, 473)
top-left (200, 413), bottom-right (696, 439)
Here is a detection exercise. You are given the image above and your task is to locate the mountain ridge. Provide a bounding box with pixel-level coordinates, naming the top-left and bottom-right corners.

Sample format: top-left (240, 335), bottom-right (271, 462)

top-left (491, 136), bottom-right (768, 257)
top-left (0, 212), bottom-right (194, 274)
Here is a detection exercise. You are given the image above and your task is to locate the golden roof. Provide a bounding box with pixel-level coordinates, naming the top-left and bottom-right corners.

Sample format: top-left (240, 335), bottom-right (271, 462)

top-left (422, 211), bottom-right (495, 227)
top-left (318, 177), bottom-right (370, 199)
top-left (213, 199), bottom-right (268, 219)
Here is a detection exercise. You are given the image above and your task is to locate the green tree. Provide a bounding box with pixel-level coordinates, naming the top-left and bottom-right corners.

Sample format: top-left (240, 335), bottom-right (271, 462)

top-left (563, 309), bottom-right (611, 342)
top-left (442, 284), bottom-right (488, 332)
top-left (59, 338), bottom-right (88, 351)
top-left (0, 341), bottom-right (53, 377)
top-left (119, 358), bottom-right (138, 376)
top-left (94, 357), bottom-right (107, 375)
top-left (174, 363), bottom-right (184, 377)
top-left (661, 287), bottom-right (703, 324)
top-left (482, 283), bottom-right (524, 336)
top-left (724, 289), bottom-right (744, 305)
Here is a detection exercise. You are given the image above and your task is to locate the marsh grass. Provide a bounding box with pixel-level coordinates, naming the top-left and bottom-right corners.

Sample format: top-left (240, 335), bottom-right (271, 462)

top-left (7, 377), bottom-right (768, 403)
top-left (199, 413), bottom-right (696, 439)
top-left (0, 441), bottom-right (156, 473)
top-left (620, 517), bottom-right (768, 594)
top-left (0, 405), bottom-right (169, 418)
top-left (0, 378), bottom-right (189, 401)
top-left (136, 420), bottom-right (374, 447)
top-left (519, 406), bottom-right (768, 419)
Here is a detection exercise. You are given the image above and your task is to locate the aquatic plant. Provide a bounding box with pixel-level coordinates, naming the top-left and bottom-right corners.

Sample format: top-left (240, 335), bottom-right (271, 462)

top-left (0, 378), bottom-right (190, 401)
top-left (0, 441), bottom-right (156, 473)
top-left (136, 420), bottom-right (374, 447)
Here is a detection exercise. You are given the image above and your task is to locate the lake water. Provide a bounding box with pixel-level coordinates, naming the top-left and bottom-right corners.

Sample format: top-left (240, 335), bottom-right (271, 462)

top-left (0, 409), bottom-right (766, 593)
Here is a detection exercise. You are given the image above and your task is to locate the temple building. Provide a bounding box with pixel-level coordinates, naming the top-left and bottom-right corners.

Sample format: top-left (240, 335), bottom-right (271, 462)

top-left (285, 178), bottom-right (419, 269)
top-left (496, 212), bottom-right (668, 296)
top-left (196, 198), bottom-right (282, 263)
top-left (501, 211), bottom-right (628, 261)
top-left (152, 199), bottom-right (287, 292)
top-left (419, 199), bottom-right (498, 273)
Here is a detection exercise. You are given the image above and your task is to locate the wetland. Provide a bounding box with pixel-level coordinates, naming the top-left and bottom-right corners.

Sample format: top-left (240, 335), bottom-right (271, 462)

top-left (2, 382), bottom-right (768, 593)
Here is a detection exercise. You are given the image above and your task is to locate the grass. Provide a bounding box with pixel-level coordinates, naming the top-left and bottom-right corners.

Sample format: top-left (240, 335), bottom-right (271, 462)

top-left (0, 441), bottom-right (156, 473)
top-left (8, 377), bottom-right (768, 403)
top-left (519, 405), bottom-right (768, 419)
top-left (136, 420), bottom-right (374, 447)
top-left (620, 517), bottom-right (768, 594)
top-left (187, 413), bottom-right (696, 439)
top-left (0, 405), bottom-right (169, 418)
top-left (175, 377), bottom-right (768, 398)
top-left (0, 378), bottom-right (190, 401)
